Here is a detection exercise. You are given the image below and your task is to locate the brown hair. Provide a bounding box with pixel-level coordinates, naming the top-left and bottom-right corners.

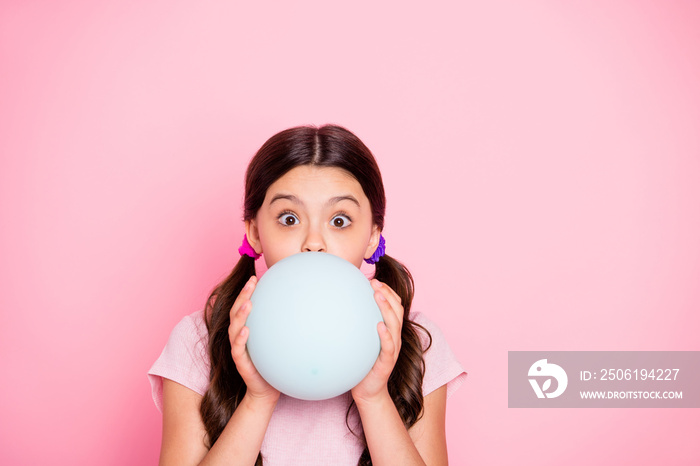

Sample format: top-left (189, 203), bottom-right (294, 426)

top-left (199, 124), bottom-right (431, 465)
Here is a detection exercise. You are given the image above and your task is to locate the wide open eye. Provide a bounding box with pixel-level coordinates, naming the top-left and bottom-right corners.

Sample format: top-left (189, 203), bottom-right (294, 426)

top-left (278, 212), bottom-right (299, 226)
top-left (330, 214), bottom-right (351, 228)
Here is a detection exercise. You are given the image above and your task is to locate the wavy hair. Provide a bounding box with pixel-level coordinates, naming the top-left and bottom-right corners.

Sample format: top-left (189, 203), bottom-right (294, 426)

top-left (199, 124), bottom-right (432, 465)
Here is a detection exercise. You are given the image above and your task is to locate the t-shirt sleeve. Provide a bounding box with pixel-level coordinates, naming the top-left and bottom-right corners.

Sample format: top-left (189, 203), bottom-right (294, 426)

top-left (147, 311), bottom-right (211, 413)
top-left (411, 312), bottom-right (467, 399)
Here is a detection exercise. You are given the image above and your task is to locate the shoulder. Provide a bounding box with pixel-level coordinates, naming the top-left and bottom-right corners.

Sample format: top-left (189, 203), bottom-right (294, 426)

top-left (161, 309), bottom-right (210, 365)
top-left (147, 310), bottom-right (211, 412)
top-left (175, 309), bottom-right (209, 346)
top-left (407, 311), bottom-right (468, 399)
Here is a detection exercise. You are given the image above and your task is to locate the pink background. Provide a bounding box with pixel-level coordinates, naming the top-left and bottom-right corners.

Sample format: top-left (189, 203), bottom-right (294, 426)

top-left (1, 1), bottom-right (699, 464)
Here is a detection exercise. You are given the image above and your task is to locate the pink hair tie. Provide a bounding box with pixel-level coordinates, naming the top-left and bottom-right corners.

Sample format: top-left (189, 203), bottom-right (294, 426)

top-left (239, 234), bottom-right (261, 260)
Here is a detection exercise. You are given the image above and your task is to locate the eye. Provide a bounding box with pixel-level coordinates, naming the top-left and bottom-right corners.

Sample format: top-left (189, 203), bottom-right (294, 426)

top-left (331, 214), bottom-right (351, 228)
top-left (278, 212), bottom-right (299, 226)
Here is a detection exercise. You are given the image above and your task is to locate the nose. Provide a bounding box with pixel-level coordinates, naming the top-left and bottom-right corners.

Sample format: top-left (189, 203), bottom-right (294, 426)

top-left (302, 226), bottom-right (326, 253)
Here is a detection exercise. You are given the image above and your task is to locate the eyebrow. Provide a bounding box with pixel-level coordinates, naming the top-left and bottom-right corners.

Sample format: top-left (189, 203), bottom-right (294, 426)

top-left (269, 193), bottom-right (360, 208)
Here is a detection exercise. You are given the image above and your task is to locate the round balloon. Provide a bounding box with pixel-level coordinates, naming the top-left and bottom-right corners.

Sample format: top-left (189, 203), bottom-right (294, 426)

top-left (246, 252), bottom-right (383, 400)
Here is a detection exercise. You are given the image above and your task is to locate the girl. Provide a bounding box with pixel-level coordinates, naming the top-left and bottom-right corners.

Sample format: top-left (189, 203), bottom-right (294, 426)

top-left (148, 124), bottom-right (467, 465)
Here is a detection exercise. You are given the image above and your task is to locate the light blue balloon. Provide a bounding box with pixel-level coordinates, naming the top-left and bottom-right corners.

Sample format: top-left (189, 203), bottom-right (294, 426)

top-left (246, 252), bottom-right (383, 401)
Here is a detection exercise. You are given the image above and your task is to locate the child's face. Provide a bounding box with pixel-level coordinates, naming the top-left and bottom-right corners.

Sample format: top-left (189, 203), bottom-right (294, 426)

top-left (245, 165), bottom-right (381, 269)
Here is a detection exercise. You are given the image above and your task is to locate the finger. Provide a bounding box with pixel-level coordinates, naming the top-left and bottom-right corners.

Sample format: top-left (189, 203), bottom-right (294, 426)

top-left (374, 290), bottom-right (402, 354)
top-left (373, 321), bottom-right (397, 370)
top-left (229, 277), bottom-right (258, 334)
top-left (371, 279), bottom-right (402, 307)
top-left (230, 296), bottom-right (252, 331)
top-left (374, 289), bottom-right (397, 327)
top-left (373, 284), bottom-right (403, 330)
top-left (229, 275), bottom-right (258, 317)
top-left (231, 325), bottom-right (257, 376)
top-left (371, 280), bottom-right (404, 322)
top-left (231, 323), bottom-right (249, 360)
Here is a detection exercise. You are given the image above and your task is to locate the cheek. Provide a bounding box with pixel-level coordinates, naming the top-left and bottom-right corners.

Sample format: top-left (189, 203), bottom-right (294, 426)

top-left (259, 231), bottom-right (300, 267)
top-left (335, 238), bottom-right (370, 268)
top-left (351, 254), bottom-right (366, 270)
top-left (332, 249), bottom-right (364, 269)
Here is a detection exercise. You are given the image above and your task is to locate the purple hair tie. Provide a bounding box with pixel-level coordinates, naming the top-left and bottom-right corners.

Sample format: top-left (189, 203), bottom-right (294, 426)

top-left (238, 234), bottom-right (261, 260)
top-left (364, 235), bottom-right (386, 264)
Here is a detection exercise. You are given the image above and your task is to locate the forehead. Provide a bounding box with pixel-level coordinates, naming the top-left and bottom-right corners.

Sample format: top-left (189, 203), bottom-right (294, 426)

top-left (265, 165), bottom-right (367, 204)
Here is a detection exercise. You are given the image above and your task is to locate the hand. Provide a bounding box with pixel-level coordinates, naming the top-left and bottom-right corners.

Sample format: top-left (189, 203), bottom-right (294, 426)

top-left (228, 275), bottom-right (281, 403)
top-left (351, 279), bottom-right (404, 405)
